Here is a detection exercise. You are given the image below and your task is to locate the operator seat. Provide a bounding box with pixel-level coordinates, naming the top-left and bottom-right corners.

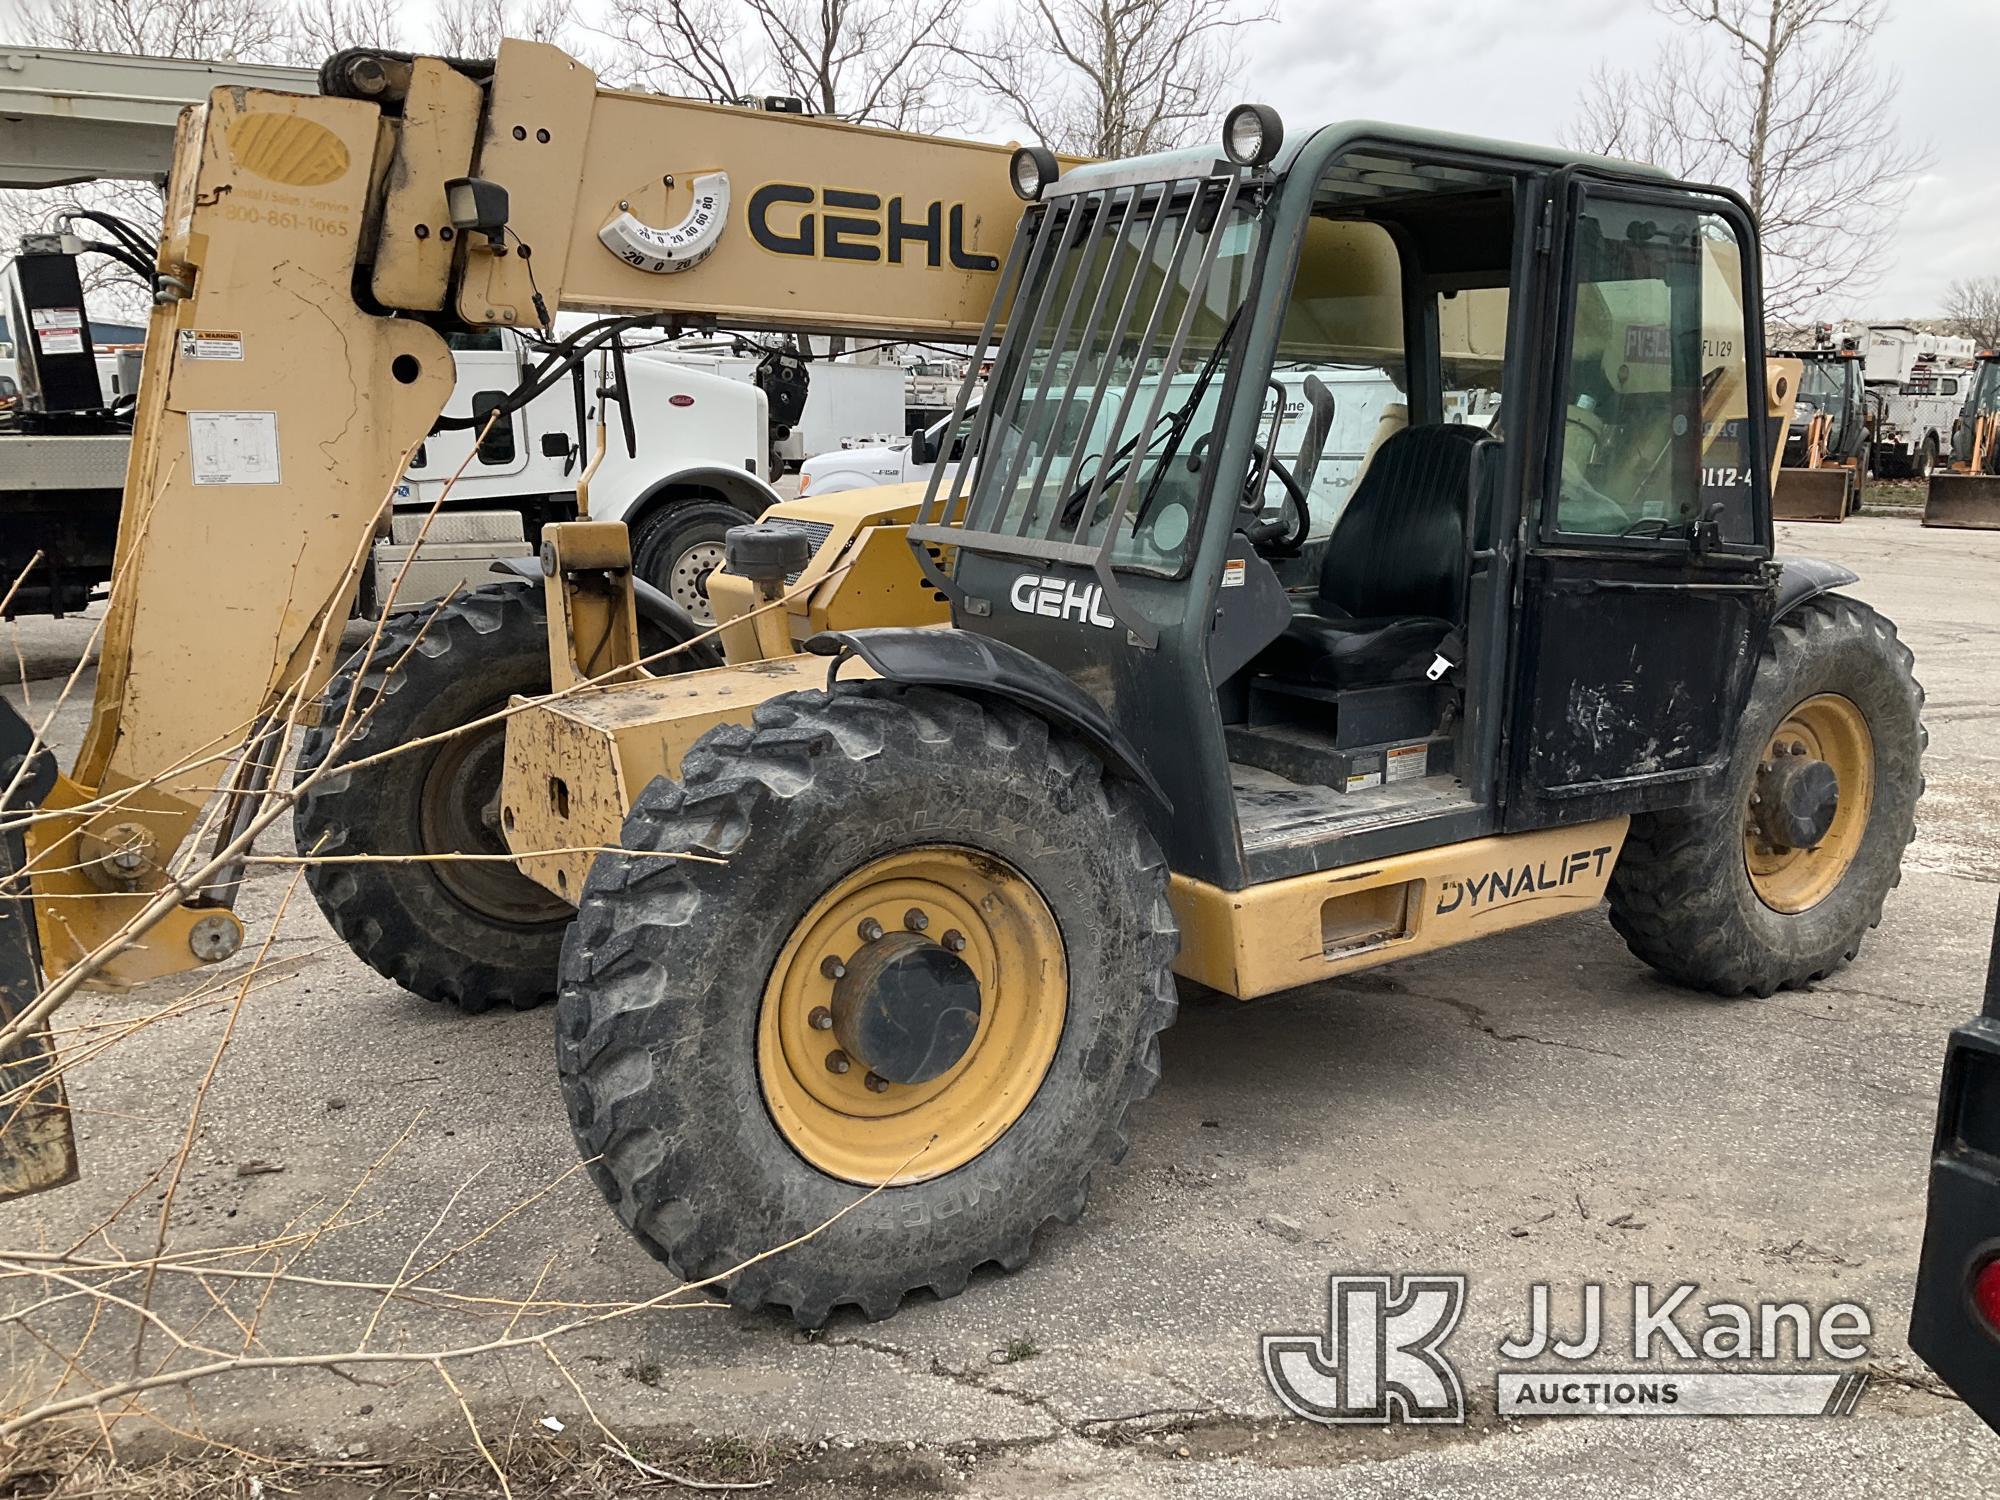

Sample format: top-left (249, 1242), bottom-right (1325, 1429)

top-left (1350, 401), bottom-right (1409, 490)
top-left (1253, 423), bottom-right (1483, 688)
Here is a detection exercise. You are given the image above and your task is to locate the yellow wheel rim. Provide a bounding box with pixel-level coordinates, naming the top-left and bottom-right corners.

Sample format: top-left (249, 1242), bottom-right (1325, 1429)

top-left (1744, 694), bottom-right (1874, 914)
top-left (758, 846), bottom-right (1067, 1185)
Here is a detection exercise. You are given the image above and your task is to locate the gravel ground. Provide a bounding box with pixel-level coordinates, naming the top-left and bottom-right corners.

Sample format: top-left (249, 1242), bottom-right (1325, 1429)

top-left (3, 511), bottom-right (1996, 1496)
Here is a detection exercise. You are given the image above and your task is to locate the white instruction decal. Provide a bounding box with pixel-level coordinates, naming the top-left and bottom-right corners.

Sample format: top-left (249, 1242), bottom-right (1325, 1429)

top-left (1221, 558), bottom-right (1247, 589)
top-left (179, 329), bottom-right (244, 361)
top-left (1346, 769), bottom-right (1383, 792)
top-left (1385, 742), bottom-right (1428, 784)
top-left (32, 306), bottom-right (83, 355)
top-left (188, 411), bottom-right (281, 486)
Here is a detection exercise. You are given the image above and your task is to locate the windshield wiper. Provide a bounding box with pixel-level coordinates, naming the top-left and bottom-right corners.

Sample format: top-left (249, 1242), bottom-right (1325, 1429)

top-left (1054, 301), bottom-right (1249, 533)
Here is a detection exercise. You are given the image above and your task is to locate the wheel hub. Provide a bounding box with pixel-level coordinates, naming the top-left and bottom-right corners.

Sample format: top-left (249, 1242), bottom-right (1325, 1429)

top-left (757, 847), bottom-right (1066, 1185)
top-left (670, 541), bottom-right (728, 624)
top-left (1742, 694), bottom-right (1874, 915)
top-left (1750, 748), bottom-right (1840, 852)
top-left (831, 930), bottom-right (983, 1086)
top-left (421, 722), bottom-right (572, 925)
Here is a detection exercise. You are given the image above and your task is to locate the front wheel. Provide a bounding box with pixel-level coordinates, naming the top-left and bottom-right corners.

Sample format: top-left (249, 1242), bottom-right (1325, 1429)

top-left (556, 683), bottom-right (1178, 1325)
top-left (1606, 594), bottom-right (1924, 997)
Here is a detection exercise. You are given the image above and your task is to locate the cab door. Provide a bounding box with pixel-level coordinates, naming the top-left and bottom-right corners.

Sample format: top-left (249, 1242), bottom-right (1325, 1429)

top-left (1504, 177), bottom-right (1776, 830)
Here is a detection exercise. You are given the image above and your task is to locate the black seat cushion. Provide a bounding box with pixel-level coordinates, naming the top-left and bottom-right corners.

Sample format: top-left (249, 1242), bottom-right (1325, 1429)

top-left (1256, 608), bottom-right (1453, 688)
top-left (1250, 423), bottom-right (1482, 690)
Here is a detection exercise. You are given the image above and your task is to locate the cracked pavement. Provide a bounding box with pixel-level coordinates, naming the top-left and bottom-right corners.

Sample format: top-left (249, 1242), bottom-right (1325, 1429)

top-left (4, 513), bottom-right (1999, 1495)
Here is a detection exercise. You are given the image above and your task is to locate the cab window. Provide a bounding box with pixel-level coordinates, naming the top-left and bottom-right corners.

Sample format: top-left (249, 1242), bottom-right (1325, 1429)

top-left (1263, 218), bottom-right (1411, 537)
top-left (1551, 196), bottom-right (1759, 547)
top-left (471, 390), bottom-right (517, 466)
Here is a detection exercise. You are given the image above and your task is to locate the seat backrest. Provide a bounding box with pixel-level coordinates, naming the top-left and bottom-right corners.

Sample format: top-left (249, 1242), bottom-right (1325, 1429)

top-left (1350, 401), bottom-right (1409, 490)
top-left (1319, 423), bottom-right (1483, 620)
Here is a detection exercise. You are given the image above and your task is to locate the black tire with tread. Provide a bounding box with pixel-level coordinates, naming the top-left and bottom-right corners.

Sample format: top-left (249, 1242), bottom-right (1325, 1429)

top-left (555, 682), bottom-right (1179, 1326)
top-left (1606, 593), bottom-right (1924, 998)
top-left (629, 499), bottom-right (754, 623)
top-left (295, 584), bottom-right (573, 1013)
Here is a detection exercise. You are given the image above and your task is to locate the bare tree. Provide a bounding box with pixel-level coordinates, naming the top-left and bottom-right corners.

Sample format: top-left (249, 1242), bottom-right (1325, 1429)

top-left (957, 0), bottom-right (1272, 159)
top-left (1568, 0), bottom-right (1926, 322)
top-left (286, 0), bottom-right (407, 60)
top-left (11, 0), bottom-right (293, 58)
top-left (429, 0), bottom-right (577, 56)
top-left (1943, 275), bottom-right (2000, 351)
top-left (606, 0), bottom-right (968, 132)
top-left (0, 0), bottom-right (300, 324)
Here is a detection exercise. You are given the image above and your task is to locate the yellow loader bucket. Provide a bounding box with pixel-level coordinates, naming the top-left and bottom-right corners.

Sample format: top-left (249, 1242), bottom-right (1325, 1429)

top-left (1773, 466), bottom-right (1854, 523)
top-left (1923, 474), bottom-right (2000, 530)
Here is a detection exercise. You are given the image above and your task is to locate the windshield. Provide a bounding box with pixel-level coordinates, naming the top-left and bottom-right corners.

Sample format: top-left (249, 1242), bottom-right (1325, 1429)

top-left (1970, 360), bottom-right (2000, 416)
top-left (1794, 358), bottom-right (1848, 412)
top-left (959, 176), bottom-right (1261, 575)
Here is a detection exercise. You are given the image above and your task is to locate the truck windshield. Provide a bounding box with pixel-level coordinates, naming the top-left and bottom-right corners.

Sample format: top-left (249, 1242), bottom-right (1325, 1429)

top-left (955, 175), bottom-right (1261, 575)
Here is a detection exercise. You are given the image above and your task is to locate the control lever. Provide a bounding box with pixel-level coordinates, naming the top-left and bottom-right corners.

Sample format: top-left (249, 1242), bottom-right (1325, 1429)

top-left (609, 334), bottom-right (637, 459)
top-left (1294, 375), bottom-right (1336, 495)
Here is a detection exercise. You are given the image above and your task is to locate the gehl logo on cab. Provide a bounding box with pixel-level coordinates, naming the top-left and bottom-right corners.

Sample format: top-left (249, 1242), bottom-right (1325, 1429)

top-left (1010, 573), bottom-right (1116, 629)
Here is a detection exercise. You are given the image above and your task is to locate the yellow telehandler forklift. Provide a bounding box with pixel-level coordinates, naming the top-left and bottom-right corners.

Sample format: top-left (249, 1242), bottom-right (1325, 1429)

top-left (1924, 350), bottom-right (2000, 529)
top-left (1, 42), bottom-right (1924, 1326)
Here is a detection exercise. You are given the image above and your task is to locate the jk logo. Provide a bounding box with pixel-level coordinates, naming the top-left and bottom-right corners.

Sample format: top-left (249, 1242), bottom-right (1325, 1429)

top-left (1262, 1274), bottom-right (1467, 1425)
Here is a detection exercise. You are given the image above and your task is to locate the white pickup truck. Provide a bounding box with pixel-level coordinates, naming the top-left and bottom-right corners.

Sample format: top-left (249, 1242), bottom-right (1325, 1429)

top-left (799, 365), bottom-right (1408, 541)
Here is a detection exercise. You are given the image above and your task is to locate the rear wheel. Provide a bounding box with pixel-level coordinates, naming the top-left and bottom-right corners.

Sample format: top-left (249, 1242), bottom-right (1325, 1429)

top-left (556, 683), bottom-right (1178, 1325)
top-left (1606, 594), bottom-right (1923, 997)
top-left (1921, 434), bottom-right (1942, 480)
top-left (630, 498), bottom-right (755, 626)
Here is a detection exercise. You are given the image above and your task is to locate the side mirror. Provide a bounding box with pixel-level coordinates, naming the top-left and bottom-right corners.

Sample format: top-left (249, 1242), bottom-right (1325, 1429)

top-left (910, 429), bottom-right (938, 466)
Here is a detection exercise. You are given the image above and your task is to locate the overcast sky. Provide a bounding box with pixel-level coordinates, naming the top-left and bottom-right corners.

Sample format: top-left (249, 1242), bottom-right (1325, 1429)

top-left (1232, 0), bottom-right (1992, 318)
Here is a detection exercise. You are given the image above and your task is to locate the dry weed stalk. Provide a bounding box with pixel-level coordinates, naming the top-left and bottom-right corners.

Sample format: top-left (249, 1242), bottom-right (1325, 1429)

top-left (1, 419), bottom-right (870, 1488)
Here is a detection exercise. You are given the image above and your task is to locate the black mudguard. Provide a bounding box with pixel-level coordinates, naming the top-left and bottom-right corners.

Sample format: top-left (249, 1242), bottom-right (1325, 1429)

top-left (808, 627), bottom-right (1172, 816)
top-left (1772, 556), bottom-right (1860, 620)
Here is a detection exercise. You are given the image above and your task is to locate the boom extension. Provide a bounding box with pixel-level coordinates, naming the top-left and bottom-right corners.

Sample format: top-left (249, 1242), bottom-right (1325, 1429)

top-left (2, 40), bottom-right (1021, 1195)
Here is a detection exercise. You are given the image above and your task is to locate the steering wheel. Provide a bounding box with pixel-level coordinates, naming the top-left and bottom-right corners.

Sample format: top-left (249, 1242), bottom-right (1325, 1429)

top-left (1239, 444), bottom-right (1309, 555)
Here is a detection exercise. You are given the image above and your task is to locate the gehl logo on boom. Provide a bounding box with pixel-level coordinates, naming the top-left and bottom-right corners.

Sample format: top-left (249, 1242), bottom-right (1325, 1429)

top-left (747, 185), bottom-right (1000, 270)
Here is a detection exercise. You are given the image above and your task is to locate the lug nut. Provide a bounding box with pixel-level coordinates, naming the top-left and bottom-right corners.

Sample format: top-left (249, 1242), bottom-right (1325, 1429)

top-left (942, 929), bottom-right (967, 953)
top-left (820, 955), bottom-right (847, 980)
top-left (809, 1006), bottom-right (834, 1031)
top-left (857, 917), bottom-right (884, 943)
top-left (826, 1050), bottom-right (851, 1075)
top-left (865, 1071), bottom-right (890, 1094)
top-left (904, 908), bottom-right (929, 933)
